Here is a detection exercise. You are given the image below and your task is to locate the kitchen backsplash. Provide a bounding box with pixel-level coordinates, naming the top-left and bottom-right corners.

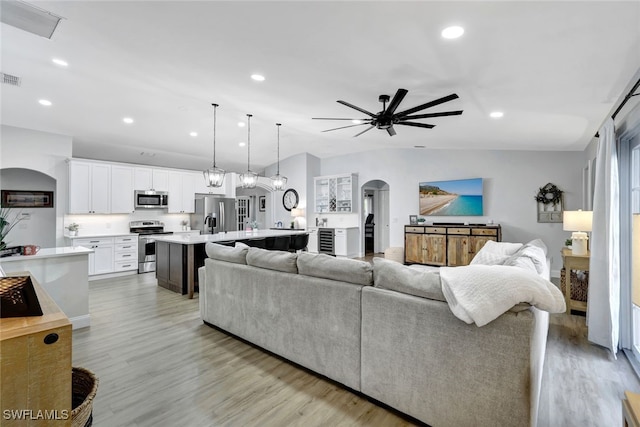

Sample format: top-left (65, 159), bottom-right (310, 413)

top-left (64, 210), bottom-right (191, 236)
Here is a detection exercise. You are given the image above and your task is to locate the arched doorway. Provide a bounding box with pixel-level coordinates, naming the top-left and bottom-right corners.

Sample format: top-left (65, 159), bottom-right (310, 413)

top-left (235, 177), bottom-right (274, 230)
top-left (361, 180), bottom-right (390, 256)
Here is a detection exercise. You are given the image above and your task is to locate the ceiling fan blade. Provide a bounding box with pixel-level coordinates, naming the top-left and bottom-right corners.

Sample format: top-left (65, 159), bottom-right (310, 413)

top-left (312, 117), bottom-right (370, 121)
top-left (395, 94), bottom-right (459, 118)
top-left (353, 125), bottom-right (375, 137)
top-left (321, 123), bottom-right (369, 133)
top-left (402, 110), bottom-right (463, 120)
top-left (384, 88), bottom-right (408, 116)
top-left (387, 126), bottom-right (397, 136)
top-left (337, 100), bottom-right (376, 118)
top-left (396, 122), bottom-right (435, 129)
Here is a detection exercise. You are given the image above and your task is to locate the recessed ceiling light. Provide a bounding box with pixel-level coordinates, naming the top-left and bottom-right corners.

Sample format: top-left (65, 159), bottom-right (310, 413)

top-left (238, 141), bottom-right (246, 147)
top-left (123, 117), bottom-right (134, 124)
top-left (38, 99), bottom-right (52, 106)
top-left (238, 122), bottom-right (245, 127)
top-left (189, 132), bottom-right (198, 137)
top-left (441, 26), bottom-right (464, 39)
top-left (251, 74), bottom-right (265, 82)
top-left (52, 58), bottom-right (68, 67)
top-left (414, 145), bottom-right (425, 149)
top-left (490, 111), bottom-right (504, 118)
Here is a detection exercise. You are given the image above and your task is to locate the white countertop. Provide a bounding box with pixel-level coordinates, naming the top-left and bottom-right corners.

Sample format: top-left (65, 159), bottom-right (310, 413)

top-left (65, 233), bottom-right (138, 239)
top-left (153, 229), bottom-right (308, 245)
top-left (0, 246), bottom-right (94, 262)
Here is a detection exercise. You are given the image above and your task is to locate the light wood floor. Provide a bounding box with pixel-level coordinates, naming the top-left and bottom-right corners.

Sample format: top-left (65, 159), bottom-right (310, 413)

top-left (73, 273), bottom-right (640, 427)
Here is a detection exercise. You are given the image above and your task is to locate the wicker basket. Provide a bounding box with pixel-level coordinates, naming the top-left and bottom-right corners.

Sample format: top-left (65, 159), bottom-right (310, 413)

top-left (72, 367), bottom-right (99, 427)
top-left (560, 268), bottom-right (589, 302)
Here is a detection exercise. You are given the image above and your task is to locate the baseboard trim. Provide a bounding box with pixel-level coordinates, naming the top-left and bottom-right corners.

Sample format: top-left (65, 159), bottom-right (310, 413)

top-left (88, 270), bottom-right (137, 281)
top-left (70, 314), bottom-right (90, 330)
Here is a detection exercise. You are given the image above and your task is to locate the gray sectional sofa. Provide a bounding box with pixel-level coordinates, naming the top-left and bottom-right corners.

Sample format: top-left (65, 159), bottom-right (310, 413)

top-left (199, 243), bottom-right (551, 427)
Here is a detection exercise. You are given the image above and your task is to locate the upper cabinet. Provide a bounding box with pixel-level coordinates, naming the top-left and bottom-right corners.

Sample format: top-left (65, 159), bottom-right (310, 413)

top-left (134, 167), bottom-right (169, 191)
top-left (110, 165), bottom-right (134, 213)
top-left (168, 171), bottom-right (196, 213)
top-left (68, 160), bottom-right (111, 214)
top-left (314, 173), bottom-right (358, 213)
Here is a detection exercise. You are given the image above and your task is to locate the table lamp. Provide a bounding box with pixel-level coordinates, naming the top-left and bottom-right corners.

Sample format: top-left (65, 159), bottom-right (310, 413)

top-left (563, 210), bottom-right (593, 255)
top-left (291, 208), bottom-right (304, 229)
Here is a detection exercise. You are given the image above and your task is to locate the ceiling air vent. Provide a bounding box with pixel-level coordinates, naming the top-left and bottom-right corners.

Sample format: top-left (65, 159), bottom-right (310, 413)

top-left (1, 72), bottom-right (21, 86)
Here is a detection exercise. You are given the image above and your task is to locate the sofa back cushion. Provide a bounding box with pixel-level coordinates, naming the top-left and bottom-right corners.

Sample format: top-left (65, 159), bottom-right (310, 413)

top-left (373, 257), bottom-right (445, 302)
top-left (470, 240), bottom-right (523, 266)
top-left (297, 252), bottom-right (373, 286)
top-left (246, 247), bottom-right (298, 273)
top-left (205, 242), bottom-right (248, 264)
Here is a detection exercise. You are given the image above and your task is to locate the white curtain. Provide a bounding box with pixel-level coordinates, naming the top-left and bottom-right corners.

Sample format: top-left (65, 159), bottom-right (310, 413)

top-left (588, 117), bottom-right (620, 355)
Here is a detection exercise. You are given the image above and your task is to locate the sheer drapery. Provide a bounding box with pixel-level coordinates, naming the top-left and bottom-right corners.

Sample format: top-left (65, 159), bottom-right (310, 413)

top-left (588, 117), bottom-right (620, 356)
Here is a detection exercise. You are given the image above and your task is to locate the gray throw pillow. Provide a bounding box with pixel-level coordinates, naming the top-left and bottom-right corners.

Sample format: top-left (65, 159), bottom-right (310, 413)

top-left (297, 252), bottom-right (373, 286)
top-left (246, 247), bottom-right (298, 273)
top-left (373, 257), bottom-right (445, 302)
top-left (205, 242), bottom-right (248, 264)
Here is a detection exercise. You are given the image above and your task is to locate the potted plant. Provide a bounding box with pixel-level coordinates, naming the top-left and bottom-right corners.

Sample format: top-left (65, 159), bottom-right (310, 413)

top-left (0, 207), bottom-right (25, 250)
top-left (66, 223), bottom-right (80, 236)
top-left (181, 220), bottom-right (189, 231)
top-left (565, 238), bottom-right (572, 249)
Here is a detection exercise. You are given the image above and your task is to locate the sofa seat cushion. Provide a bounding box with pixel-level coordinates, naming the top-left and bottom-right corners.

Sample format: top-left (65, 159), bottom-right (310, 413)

top-left (297, 252), bottom-right (373, 286)
top-left (373, 258), bottom-right (445, 302)
top-left (205, 242), bottom-right (248, 264)
top-left (246, 247), bottom-right (298, 273)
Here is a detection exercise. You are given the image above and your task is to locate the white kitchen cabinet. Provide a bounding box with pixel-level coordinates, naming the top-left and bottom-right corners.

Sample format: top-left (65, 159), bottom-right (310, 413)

top-left (168, 171), bottom-right (196, 213)
top-left (114, 235), bottom-right (138, 272)
top-left (110, 165), bottom-right (134, 213)
top-left (307, 228), bottom-right (318, 253)
top-left (134, 167), bottom-right (169, 191)
top-left (334, 228), bottom-right (359, 258)
top-left (72, 237), bottom-right (114, 275)
top-left (68, 160), bottom-right (111, 214)
top-left (314, 173), bottom-right (358, 213)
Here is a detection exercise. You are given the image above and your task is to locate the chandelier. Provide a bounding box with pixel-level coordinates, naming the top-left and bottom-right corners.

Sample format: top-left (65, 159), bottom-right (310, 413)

top-left (203, 103), bottom-right (226, 188)
top-left (270, 123), bottom-right (287, 191)
top-left (239, 113), bottom-right (258, 189)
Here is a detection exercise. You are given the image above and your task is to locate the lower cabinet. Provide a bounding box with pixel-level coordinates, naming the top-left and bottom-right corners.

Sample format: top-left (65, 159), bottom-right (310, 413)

top-left (69, 235), bottom-right (138, 276)
top-left (156, 241), bottom-right (190, 294)
top-left (405, 224), bottom-right (501, 267)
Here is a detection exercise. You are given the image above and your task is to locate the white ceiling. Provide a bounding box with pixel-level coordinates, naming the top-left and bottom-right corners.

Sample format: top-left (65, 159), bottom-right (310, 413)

top-left (1, 1), bottom-right (639, 173)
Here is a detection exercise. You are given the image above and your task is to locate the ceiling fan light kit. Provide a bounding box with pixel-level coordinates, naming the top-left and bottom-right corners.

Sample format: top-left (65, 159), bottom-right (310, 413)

top-left (240, 113), bottom-right (258, 189)
top-left (313, 88), bottom-right (463, 137)
top-left (270, 123), bottom-right (288, 191)
top-left (203, 103), bottom-right (226, 188)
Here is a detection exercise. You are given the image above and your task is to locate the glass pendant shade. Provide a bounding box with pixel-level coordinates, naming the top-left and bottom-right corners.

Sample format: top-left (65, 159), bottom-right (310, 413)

top-left (270, 123), bottom-right (288, 191)
top-left (241, 113), bottom-right (257, 189)
top-left (204, 103), bottom-right (225, 188)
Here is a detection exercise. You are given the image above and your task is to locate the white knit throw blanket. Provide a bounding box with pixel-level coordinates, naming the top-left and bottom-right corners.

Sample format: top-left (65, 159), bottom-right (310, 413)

top-left (440, 264), bottom-right (566, 327)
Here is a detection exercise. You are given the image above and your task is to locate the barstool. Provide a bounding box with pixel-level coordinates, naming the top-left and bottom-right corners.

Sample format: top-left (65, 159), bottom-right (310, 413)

top-left (266, 236), bottom-right (291, 251)
top-left (289, 234), bottom-right (309, 252)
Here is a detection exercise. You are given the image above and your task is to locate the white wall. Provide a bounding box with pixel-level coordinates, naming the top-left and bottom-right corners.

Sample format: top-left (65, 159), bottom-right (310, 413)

top-left (320, 148), bottom-right (584, 274)
top-left (0, 168), bottom-right (57, 248)
top-left (1, 125), bottom-right (73, 247)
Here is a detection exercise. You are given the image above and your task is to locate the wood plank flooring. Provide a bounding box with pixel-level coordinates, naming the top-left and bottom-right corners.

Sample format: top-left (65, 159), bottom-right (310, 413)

top-left (72, 273), bottom-right (640, 427)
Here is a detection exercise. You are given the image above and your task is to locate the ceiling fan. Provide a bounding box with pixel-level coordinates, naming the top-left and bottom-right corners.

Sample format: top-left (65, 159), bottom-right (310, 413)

top-left (313, 88), bottom-right (463, 137)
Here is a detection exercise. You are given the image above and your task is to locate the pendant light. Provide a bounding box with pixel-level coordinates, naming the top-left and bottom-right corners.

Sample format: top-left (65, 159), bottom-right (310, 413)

top-left (239, 113), bottom-right (258, 189)
top-left (203, 103), bottom-right (226, 188)
top-left (270, 123), bottom-right (287, 191)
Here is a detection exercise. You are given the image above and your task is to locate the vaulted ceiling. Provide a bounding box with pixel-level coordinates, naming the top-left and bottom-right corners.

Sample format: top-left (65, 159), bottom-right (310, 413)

top-left (2, 1), bottom-right (639, 172)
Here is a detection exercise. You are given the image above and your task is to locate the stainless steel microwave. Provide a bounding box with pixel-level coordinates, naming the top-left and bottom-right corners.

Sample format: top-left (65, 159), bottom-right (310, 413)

top-left (134, 190), bottom-right (168, 209)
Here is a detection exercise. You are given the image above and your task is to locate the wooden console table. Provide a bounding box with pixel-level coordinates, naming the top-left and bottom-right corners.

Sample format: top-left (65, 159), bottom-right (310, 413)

top-left (561, 248), bottom-right (589, 313)
top-left (624, 391), bottom-right (640, 427)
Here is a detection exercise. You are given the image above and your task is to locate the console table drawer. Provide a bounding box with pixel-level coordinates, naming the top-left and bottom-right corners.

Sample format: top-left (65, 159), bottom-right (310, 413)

top-left (424, 227), bottom-right (446, 234)
top-left (448, 228), bottom-right (471, 235)
top-left (472, 228), bottom-right (498, 236)
top-left (405, 226), bottom-right (424, 233)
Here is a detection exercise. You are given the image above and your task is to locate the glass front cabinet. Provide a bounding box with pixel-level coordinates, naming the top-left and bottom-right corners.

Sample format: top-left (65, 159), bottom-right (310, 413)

top-left (314, 173), bottom-right (358, 213)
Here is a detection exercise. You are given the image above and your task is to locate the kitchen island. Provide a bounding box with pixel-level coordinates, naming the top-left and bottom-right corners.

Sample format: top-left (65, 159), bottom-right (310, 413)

top-left (153, 229), bottom-right (308, 298)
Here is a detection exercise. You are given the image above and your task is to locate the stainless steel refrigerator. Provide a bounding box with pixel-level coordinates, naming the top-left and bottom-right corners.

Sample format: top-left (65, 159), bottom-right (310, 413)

top-left (191, 195), bottom-right (237, 234)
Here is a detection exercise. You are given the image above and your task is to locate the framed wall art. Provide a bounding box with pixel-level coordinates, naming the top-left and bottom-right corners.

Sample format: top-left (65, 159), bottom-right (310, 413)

top-left (1, 190), bottom-right (54, 208)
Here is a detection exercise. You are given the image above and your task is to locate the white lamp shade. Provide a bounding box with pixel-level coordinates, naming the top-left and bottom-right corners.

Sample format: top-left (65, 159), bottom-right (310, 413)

top-left (291, 208), bottom-right (304, 217)
top-left (563, 210), bottom-right (593, 232)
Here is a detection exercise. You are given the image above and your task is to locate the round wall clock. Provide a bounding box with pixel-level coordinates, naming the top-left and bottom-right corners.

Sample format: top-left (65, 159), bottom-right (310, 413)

top-left (282, 189), bottom-right (299, 211)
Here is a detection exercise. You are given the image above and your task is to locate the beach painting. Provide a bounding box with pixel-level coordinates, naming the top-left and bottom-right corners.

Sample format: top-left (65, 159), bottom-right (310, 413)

top-left (419, 178), bottom-right (483, 216)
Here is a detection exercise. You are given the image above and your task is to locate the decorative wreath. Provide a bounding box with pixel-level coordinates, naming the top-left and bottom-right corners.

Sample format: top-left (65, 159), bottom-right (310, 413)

top-left (535, 183), bottom-right (563, 205)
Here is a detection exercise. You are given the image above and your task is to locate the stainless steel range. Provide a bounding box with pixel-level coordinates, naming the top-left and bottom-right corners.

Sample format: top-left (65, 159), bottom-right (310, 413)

top-left (129, 220), bottom-right (173, 273)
